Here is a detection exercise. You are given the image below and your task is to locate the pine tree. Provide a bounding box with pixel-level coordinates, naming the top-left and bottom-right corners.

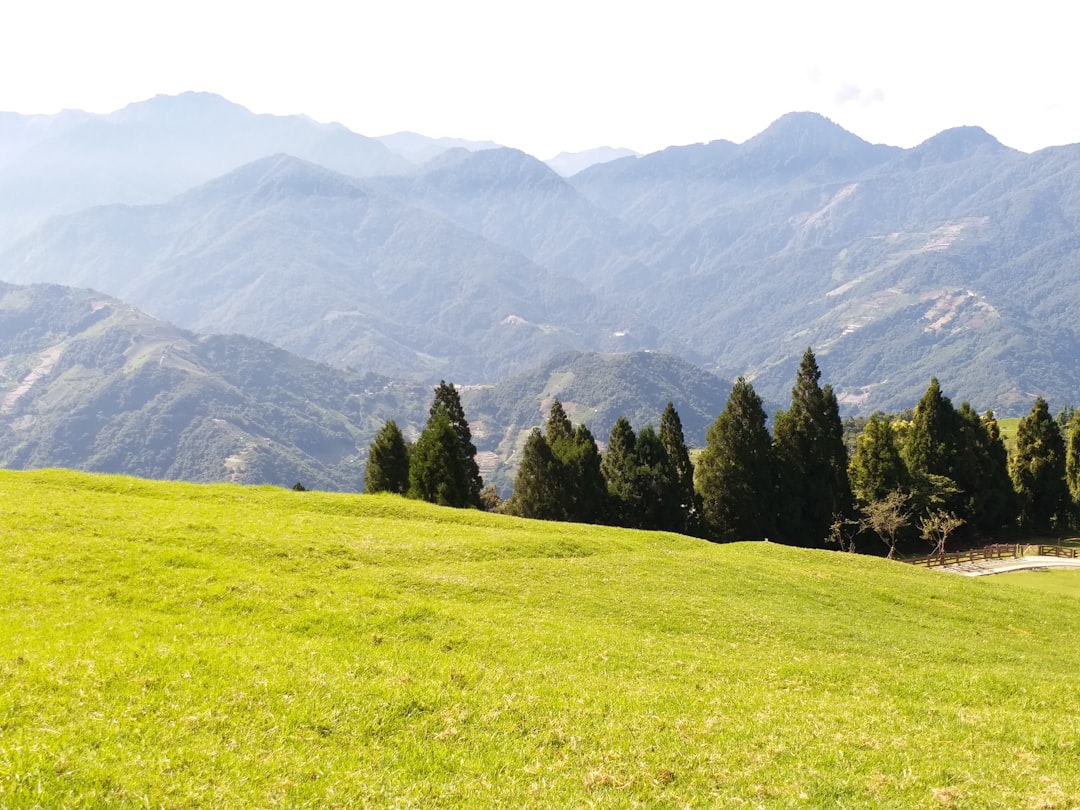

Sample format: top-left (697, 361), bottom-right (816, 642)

top-left (602, 416), bottom-right (639, 527)
top-left (902, 378), bottom-right (959, 479)
top-left (364, 419), bottom-right (410, 495)
top-left (659, 402), bottom-right (702, 535)
top-left (633, 424), bottom-right (681, 532)
top-left (546, 400), bottom-right (573, 445)
top-left (772, 348), bottom-right (852, 547)
top-left (953, 405), bottom-right (1016, 535)
top-left (695, 377), bottom-right (776, 542)
top-left (429, 381), bottom-right (483, 506)
top-left (409, 406), bottom-right (472, 507)
top-left (1010, 397), bottom-right (1069, 533)
top-left (849, 412), bottom-right (908, 504)
top-left (1065, 409), bottom-right (1080, 521)
top-left (902, 378), bottom-right (964, 518)
top-left (509, 429), bottom-right (565, 520)
top-left (554, 424), bottom-right (609, 525)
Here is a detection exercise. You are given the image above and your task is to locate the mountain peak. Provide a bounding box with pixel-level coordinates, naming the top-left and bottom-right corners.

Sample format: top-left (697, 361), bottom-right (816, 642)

top-left (420, 146), bottom-right (562, 189)
top-left (725, 111), bottom-right (897, 181)
top-left (113, 92), bottom-right (248, 123)
top-left (178, 153), bottom-right (367, 204)
top-left (746, 111), bottom-right (871, 151)
top-left (910, 126), bottom-right (1012, 164)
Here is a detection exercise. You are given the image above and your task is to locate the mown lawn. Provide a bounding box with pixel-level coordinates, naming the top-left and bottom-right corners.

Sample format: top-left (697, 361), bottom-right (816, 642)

top-left (993, 568), bottom-right (1080, 598)
top-left (2, 469), bottom-right (1079, 808)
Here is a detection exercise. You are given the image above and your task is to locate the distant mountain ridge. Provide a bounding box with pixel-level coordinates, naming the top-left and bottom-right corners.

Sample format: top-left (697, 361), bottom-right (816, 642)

top-left (5, 96), bottom-right (1080, 415)
top-left (0, 281), bottom-right (738, 493)
top-left (0, 92), bottom-right (410, 247)
top-left (0, 155), bottom-right (646, 381)
top-left (0, 282), bottom-right (432, 489)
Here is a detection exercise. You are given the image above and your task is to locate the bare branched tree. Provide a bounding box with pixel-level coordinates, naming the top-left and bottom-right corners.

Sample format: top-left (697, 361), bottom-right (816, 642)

top-left (919, 510), bottom-right (965, 557)
top-left (860, 489), bottom-right (911, 560)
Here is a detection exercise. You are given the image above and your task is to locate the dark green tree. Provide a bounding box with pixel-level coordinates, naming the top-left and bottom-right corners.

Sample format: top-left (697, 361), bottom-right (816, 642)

top-left (902, 378), bottom-right (960, 480)
top-left (901, 378), bottom-right (964, 519)
top-left (429, 381), bottom-right (483, 506)
top-left (554, 423), bottom-right (609, 525)
top-left (545, 400), bottom-right (573, 445)
top-left (508, 428), bottom-right (565, 520)
top-left (772, 349), bottom-right (852, 547)
top-left (695, 377), bottom-right (776, 542)
top-left (849, 412), bottom-right (908, 504)
top-left (602, 416), bottom-right (639, 527)
top-left (1010, 397), bottom-right (1069, 534)
top-left (953, 405), bottom-right (1016, 535)
top-left (659, 402), bottom-right (703, 535)
top-left (409, 406), bottom-right (473, 507)
top-left (364, 419), bottom-right (410, 495)
top-left (633, 424), bottom-right (681, 532)
top-left (1066, 409), bottom-right (1080, 522)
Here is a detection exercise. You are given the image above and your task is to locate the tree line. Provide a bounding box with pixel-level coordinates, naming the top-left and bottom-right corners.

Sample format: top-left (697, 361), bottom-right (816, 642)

top-left (365, 351), bottom-right (1080, 556)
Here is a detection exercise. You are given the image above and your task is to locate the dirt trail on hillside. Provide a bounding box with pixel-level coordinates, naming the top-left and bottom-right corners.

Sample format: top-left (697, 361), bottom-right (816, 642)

top-left (1, 344), bottom-right (64, 414)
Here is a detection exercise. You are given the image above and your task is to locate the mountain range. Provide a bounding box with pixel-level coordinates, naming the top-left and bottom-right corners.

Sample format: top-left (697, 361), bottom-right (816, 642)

top-left (0, 281), bottom-right (727, 490)
top-left (4, 92), bottom-right (1080, 426)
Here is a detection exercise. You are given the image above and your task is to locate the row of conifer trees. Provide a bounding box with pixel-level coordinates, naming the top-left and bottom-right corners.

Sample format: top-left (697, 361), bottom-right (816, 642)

top-left (365, 350), bottom-right (1080, 554)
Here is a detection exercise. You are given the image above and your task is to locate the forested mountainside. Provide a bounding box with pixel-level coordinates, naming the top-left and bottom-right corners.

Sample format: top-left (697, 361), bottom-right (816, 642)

top-left (0, 282), bottom-right (726, 490)
top-left (5, 96), bottom-right (1080, 414)
top-left (0, 282), bottom-right (431, 489)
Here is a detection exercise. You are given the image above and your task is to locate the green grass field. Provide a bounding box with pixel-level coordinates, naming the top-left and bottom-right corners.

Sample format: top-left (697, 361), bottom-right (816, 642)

top-left (994, 568), bottom-right (1080, 598)
top-left (3, 470), bottom-right (1080, 808)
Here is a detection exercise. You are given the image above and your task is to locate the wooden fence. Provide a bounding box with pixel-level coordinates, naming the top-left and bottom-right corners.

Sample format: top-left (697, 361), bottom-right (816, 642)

top-left (907, 543), bottom-right (1079, 568)
top-left (907, 544), bottom-right (1023, 568)
top-left (1035, 544), bottom-right (1080, 559)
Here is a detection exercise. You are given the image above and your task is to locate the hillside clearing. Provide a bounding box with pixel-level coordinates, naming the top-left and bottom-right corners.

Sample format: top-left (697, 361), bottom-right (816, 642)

top-left (2, 469), bottom-right (1079, 808)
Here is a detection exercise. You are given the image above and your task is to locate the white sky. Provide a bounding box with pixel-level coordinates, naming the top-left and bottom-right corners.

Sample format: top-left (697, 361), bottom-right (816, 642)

top-left (1, 0), bottom-right (1077, 158)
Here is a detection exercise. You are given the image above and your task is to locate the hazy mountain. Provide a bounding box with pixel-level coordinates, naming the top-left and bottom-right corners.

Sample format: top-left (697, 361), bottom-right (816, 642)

top-left (0, 282), bottom-right (432, 490)
top-left (7, 101), bottom-right (1080, 416)
top-left (0, 92), bottom-right (411, 248)
top-left (461, 350), bottom-right (739, 494)
top-left (567, 115), bottom-right (1080, 413)
top-left (368, 146), bottom-right (660, 293)
top-left (376, 131), bottom-right (501, 164)
top-left (0, 282), bottom-right (747, 494)
top-left (0, 155), bottom-right (639, 381)
top-left (544, 146), bottom-right (639, 177)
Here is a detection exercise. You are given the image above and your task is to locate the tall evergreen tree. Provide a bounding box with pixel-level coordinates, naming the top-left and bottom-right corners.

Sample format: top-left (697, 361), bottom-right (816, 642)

top-left (1010, 397), bottom-right (1069, 533)
top-left (901, 377), bottom-right (965, 520)
top-left (849, 412), bottom-right (908, 504)
top-left (633, 424), bottom-right (681, 532)
top-left (602, 416), bottom-right (639, 527)
top-left (409, 406), bottom-right (473, 507)
top-left (953, 404), bottom-right (1016, 535)
top-left (695, 377), bottom-right (776, 542)
top-left (772, 348), bottom-right (852, 547)
top-left (659, 402), bottom-right (703, 535)
top-left (364, 419), bottom-right (410, 495)
top-left (509, 428), bottom-right (565, 520)
top-left (902, 378), bottom-right (960, 480)
top-left (428, 381), bottom-right (483, 506)
top-left (555, 424), bottom-right (609, 525)
top-left (545, 400), bottom-right (573, 445)
top-left (1066, 409), bottom-right (1080, 523)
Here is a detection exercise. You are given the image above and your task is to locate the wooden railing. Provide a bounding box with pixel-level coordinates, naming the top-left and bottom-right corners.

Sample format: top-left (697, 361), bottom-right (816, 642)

top-left (907, 543), bottom-right (1079, 567)
top-left (1036, 544), bottom-right (1080, 559)
top-left (907, 544), bottom-right (1023, 568)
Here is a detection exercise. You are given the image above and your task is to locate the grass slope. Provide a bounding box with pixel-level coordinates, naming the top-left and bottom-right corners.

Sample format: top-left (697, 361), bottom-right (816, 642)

top-left (2, 470), bottom-right (1079, 808)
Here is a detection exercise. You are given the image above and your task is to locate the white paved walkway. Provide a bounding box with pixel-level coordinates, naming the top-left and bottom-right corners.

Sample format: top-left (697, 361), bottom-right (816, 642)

top-left (940, 555), bottom-right (1080, 576)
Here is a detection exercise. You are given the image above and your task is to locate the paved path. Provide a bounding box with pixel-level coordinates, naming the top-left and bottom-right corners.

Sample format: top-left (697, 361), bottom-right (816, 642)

top-left (940, 555), bottom-right (1080, 576)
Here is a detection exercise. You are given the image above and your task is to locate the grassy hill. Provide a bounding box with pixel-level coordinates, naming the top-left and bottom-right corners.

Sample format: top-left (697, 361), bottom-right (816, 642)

top-left (2, 469), bottom-right (1079, 807)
